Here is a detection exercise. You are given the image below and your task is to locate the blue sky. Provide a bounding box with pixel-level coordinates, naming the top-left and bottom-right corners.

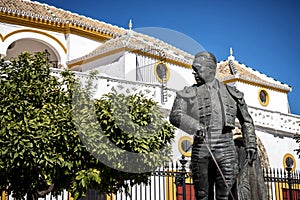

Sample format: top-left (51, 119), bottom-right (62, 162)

top-left (35, 0), bottom-right (300, 115)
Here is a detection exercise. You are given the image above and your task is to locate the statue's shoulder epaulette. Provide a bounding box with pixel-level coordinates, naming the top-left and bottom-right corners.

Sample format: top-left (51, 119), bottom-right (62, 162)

top-left (177, 85), bottom-right (197, 98)
top-left (226, 85), bottom-right (244, 99)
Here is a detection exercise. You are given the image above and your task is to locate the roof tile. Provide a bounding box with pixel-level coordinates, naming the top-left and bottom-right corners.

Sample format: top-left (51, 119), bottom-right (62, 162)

top-left (0, 0), bottom-right (126, 37)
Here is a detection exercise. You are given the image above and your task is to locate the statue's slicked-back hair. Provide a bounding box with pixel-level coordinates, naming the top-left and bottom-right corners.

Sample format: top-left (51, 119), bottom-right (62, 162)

top-left (194, 52), bottom-right (217, 64)
top-left (193, 52), bottom-right (217, 69)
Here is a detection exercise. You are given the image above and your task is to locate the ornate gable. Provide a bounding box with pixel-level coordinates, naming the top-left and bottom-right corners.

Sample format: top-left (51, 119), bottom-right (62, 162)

top-left (217, 54), bottom-right (291, 93)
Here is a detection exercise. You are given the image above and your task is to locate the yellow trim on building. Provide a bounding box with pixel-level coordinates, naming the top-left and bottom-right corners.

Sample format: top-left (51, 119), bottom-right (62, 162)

top-left (68, 24), bottom-right (112, 42)
top-left (223, 78), bottom-right (290, 94)
top-left (274, 181), bottom-right (300, 200)
top-left (3, 29), bottom-right (67, 54)
top-left (166, 171), bottom-right (176, 200)
top-left (283, 153), bottom-right (296, 172)
top-left (178, 136), bottom-right (193, 157)
top-left (275, 181), bottom-right (288, 200)
top-left (166, 170), bottom-right (194, 200)
top-left (1, 191), bottom-right (6, 200)
top-left (258, 88), bottom-right (270, 107)
top-left (68, 192), bottom-right (73, 200)
top-left (68, 48), bottom-right (126, 69)
top-left (0, 33), bottom-right (4, 42)
top-left (154, 61), bottom-right (170, 83)
top-left (106, 194), bottom-right (114, 200)
top-left (0, 13), bottom-right (113, 43)
top-left (69, 47), bottom-right (192, 70)
top-left (0, 12), bottom-right (66, 33)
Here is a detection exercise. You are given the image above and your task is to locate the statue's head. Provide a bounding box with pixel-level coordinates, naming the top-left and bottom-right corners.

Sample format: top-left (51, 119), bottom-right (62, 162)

top-left (192, 51), bottom-right (217, 84)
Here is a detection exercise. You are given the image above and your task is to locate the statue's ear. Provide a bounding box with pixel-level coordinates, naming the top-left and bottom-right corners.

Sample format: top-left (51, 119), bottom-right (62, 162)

top-left (177, 86), bottom-right (197, 98)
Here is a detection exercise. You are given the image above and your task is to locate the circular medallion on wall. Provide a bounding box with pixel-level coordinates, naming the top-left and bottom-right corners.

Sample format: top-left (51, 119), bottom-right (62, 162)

top-left (258, 88), bottom-right (269, 106)
top-left (154, 61), bottom-right (170, 83)
top-left (178, 136), bottom-right (193, 157)
top-left (283, 153), bottom-right (296, 172)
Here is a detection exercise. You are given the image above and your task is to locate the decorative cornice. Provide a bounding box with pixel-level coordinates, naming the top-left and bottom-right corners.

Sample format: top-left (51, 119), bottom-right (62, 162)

top-left (0, 0), bottom-right (127, 42)
top-left (0, 12), bottom-right (115, 42)
top-left (0, 12), bottom-right (67, 33)
top-left (67, 24), bottom-right (112, 42)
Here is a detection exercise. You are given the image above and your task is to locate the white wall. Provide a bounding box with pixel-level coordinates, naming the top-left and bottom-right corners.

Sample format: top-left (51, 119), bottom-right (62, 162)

top-left (236, 82), bottom-right (289, 113)
top-left (0, 23), bottom-right (21, 35)
top-left (82, 51), bottom-right (125, 78)
top-left (167, 63), bottom-right (194, 90)
top-left (256, 130), bottom-right (299, 170)
top-left (124, 52), bottom-right (137, 81)
top-left (117, 52), bottom-right (194, 88)
top-left (67, 34), bottom-right (103, 61)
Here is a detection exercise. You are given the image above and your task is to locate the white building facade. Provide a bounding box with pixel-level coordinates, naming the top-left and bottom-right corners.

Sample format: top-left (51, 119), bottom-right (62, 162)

top-left (1, 2), bottom-right (300, 197)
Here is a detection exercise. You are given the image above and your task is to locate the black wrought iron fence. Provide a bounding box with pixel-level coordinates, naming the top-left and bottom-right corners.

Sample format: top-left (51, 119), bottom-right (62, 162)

top-left (264, 168), bottom-right (300, 200)
top-left (2, 160), bottom-right (300, 200)
top-left (108, 160), bottom-right (300, 200)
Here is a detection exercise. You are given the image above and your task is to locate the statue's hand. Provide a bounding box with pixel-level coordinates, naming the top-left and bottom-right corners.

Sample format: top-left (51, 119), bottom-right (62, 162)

top-left (246, 147), bottom-right (257, 166)
top-left (195, 128), bottom-right (206, 140)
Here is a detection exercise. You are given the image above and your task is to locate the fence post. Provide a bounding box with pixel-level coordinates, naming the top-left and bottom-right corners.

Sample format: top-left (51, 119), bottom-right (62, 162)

top-left (175, 155), bottom-right (188, 200)
top-left (285, 157), bottom-right (294, 200)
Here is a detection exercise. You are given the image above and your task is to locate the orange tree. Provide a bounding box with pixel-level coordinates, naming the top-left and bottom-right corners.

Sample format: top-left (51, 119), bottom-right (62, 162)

top-left (0, 52), bottom-right (175, 199)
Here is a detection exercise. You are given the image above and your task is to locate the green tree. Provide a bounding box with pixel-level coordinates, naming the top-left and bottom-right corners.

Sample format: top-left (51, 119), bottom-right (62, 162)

top-left (294, 134), bottom-right (300, 157)
top-left (0, 52), bottom-right (175, 199)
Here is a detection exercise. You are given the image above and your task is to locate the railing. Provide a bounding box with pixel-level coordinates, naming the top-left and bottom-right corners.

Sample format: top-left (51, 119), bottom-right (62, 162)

top-left (3, 158), bottom-right (300, 200)
top-left (248, 106), bottom-right (300, 136)
top-left (110, 158), bottom-right (300, 200)
top-left (50, 68), bottom-right (300, 136)
top-left (50, 68), bottom-right (177, 109)
top-left (264, 168), bottom-right (300, 200)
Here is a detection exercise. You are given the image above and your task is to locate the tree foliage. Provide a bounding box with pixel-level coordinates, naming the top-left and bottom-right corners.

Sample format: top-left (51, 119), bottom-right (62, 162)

top-left (0, 52), bottom-right (175, 199)
top-left (294, 134), bottom-right (300, 157)
top-left (75, 91), bottom-right (175, 172)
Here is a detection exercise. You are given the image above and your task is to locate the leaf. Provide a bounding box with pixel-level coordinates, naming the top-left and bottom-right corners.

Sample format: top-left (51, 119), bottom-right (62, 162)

top-left (13, 152), bottom-right (18, 159)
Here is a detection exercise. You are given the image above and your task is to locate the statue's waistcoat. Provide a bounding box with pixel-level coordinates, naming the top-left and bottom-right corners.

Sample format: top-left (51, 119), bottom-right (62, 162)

top-left (180, 81), bottom-right (237, 129)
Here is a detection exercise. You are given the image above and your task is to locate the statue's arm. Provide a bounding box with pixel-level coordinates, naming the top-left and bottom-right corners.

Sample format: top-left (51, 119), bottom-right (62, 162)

top-left (226, 85), bottom-right (257, 149)
top-left (169, 96), bottom-right (201, 135)
top-left (236, 98), bottom-right (257, 149)
top-left (227, 85), bottom-right (257, 164)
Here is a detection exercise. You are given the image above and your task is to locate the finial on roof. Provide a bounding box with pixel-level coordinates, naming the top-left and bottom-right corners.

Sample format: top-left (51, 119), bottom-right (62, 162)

top-left (228, 47), bottom-right (235, 61)
top-left (228, 48), bottom-right (239, 76)
top-left (128, 19), bottom-right (133, 30)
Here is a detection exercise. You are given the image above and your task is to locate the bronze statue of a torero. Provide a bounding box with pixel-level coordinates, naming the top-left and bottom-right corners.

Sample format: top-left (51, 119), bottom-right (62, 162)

top-left (169, 52), bottom-right (257, 200)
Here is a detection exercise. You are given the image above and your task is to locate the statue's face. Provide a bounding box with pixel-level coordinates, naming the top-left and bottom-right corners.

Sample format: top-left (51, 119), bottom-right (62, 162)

top-left (192, 60), bottom-right (216, 83)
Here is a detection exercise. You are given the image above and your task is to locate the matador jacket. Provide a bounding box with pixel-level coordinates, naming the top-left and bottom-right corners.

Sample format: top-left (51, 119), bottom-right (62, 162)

top-left (169, 79), bottom-right (257, 149)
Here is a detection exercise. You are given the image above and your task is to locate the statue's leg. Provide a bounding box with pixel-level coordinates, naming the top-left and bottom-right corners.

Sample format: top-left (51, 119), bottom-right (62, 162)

top-left (191, 157), bottom-right (213, 200)
top-left (214, 144), bottom-right (238, 200)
